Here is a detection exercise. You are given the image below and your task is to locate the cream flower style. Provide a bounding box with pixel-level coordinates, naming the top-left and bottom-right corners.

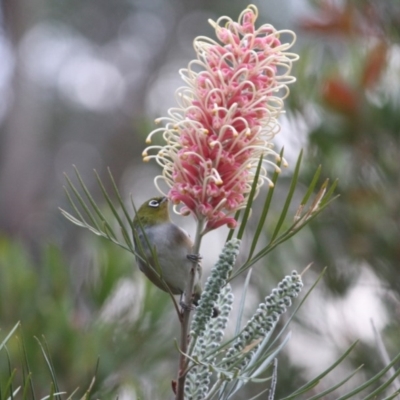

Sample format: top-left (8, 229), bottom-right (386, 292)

top-left (143, 5), bottom-right (298, 233)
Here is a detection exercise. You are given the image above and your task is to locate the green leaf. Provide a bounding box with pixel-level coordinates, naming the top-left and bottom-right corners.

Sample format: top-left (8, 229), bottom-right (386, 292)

top-left (337, 350), bottom-right (400, 400)
top-left (107, 167), bottom-right (136, 232)
top-left (229, 152), bottom-right (339, 280)
top-left (94, 170), bottom-right (132, 246)
top-left (251, 333), bottom-right (291, 379)
top-left (270, 149), bottom-right (303, 242)
top-left (18, 332), bottom-right (36, 400)
top-left (234, 268), bottom-right (253, 336)
top-left (61, 167), bottom-right (141, 253)
top-left (305, 365), bottom-right (364, 400)
top-left (2, 355), bottom-right (16, 400)
top-left (246, 148), bottom-right (284, 261)
top-left (362, 365), bottom-right (400, 400)
top-left (319, 178), bottom-right (339, 207)
top-left (231, 192), bottom-right (337, 279)
top-left (280, 341), bottom-right (359, 399)
top-left (228, 333), bottom-right (291, 399)
top-left (21, 374), bottom-right (33, 400)
top-left (34, 337), bottom-right (61, 400)
top-left (247, 385), bottom-right (271, 400)
top-left (65, 169), bottom-right (102, 230)
top-left (236, 154), bottom-right (264, 240)
top-left (380, 390), bottom-right (400, 400)
top-left (300, 164), bottom-right (322, 206)
top-left (0, 322), bottom-right (20, 352)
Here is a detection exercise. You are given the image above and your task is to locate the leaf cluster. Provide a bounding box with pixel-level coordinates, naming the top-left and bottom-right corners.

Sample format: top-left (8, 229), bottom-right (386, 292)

top-left (58, 150), bottom-right (400, 398)
top-left (0, 323), bottom-right (96, 400)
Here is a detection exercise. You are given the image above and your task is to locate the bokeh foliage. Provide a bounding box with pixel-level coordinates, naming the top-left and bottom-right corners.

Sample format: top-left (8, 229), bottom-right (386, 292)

top-left (0, 0), bottom-right (400, 399)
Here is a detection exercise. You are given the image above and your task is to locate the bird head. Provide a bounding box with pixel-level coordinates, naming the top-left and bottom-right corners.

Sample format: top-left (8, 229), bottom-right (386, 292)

top-left (133, 196), bottom-right (170, 227)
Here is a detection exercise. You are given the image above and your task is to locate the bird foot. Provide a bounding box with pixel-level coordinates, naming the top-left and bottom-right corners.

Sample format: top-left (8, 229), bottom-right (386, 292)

top-left (187, 253), bottom-right (202, 263)
top-left (179, 300), bottom-right (196, 313)
top-left (181, 299), bottom-right (220, 318)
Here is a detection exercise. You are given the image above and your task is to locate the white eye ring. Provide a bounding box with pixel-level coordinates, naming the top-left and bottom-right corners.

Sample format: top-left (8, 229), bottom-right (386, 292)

top-left (148, 199), bottom-right (159, 208)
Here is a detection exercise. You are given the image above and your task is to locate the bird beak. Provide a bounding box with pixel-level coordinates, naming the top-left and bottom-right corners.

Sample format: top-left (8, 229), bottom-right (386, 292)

top-left (161, 196), bottom-right (168, 204)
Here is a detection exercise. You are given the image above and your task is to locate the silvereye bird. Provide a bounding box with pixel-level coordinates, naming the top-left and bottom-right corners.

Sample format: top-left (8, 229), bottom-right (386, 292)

top-left (133, 196), bottom-right (202, 306)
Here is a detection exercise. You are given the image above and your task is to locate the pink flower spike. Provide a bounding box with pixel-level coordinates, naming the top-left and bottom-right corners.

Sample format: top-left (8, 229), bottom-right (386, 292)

top-left (144, 5), bottom-right (299, 232)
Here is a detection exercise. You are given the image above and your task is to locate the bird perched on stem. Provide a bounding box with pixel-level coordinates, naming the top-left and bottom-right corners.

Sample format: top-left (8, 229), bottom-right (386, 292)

top-left (133, 196), bottom-right (202, 308)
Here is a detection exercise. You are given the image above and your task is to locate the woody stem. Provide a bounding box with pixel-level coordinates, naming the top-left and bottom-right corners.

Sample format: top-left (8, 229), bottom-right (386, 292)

top-left (175, 218), bottom-right (205, 400)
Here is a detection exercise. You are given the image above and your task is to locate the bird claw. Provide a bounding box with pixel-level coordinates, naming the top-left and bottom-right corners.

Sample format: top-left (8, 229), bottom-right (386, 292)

top-left (187, 253), bottom-right (202, 263)
top-left (180, 299), bottom-right (219, 318)
top-left (179, 300), bottom-right (196, 312)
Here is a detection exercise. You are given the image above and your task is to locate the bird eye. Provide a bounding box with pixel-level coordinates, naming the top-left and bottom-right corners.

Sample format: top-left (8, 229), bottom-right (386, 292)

top-left (148, 199), bottom-right (160, 208)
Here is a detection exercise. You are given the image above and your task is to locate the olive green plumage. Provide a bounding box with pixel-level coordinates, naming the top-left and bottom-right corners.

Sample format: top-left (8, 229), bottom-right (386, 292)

top-left (133, 196), bottom-right (202, 301)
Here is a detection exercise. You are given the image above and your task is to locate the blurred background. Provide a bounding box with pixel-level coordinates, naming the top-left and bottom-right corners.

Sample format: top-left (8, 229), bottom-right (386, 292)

top-left (0, 0), bottom-right (399, 398)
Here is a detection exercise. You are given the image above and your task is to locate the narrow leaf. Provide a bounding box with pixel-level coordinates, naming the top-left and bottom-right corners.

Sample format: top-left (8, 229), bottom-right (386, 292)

top-left (64, 173), bottom-right (100, 230)
top-left (0, 322), bottom-right (20, 352)
top-left (305, 365), bottom-right (364, 400)
top-left (300, 165), bottom-right (322, 206)
top-left (72, 166), bottom-right (107, 226)
top-left (234, 269), bottom-right (253, 336)
top-left (270, 149), bottom-right (303, 242)
top-left (232, 196), bottom-right (338, 279)
top-left (281, 341), bottom-right (359, 399)
top-left (252, 333), bottom-right (291, 378)
top-left (236, 155), bottom-right (264, 240)
top-left (22, 374), bottom-right (32, 400)
top-left (107, 167), bottom-right (136, 232)
top-left (360, 365), bottom-right (400, 400)
top-left (62, 187), bottom-right (90, 228)
top-left (380, 390), bottom-right (400, 400)
top-left (338, 353), bottom-right (400, 400)
top-left (268, 358), bottom-right (278, 400)
top-left (320, 178), bottom-right (339, 207)
top-left (19, 331), bottom-right (36, 400)
top-left (247, 148), bottom-right (284, 261)
top-left (3, 366), bottom-right (15, 399)
top-left (34, 337), bottom-right (61, 400)
top-left (94, 170), bottom-right (130, 244)
top-left (247, 386), bottom-right (271, 400)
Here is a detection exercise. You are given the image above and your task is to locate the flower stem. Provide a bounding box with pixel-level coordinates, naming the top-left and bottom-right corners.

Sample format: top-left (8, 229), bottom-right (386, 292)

top-left (175, 218), bottom-right (205, 400)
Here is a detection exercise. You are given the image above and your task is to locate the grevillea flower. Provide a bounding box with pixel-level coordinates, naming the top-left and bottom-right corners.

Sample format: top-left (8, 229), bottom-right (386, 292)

top-left (143, 5), bottom-right (298, 232)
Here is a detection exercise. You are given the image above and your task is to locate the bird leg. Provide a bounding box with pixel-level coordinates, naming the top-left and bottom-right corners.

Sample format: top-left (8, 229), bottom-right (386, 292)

top-left (181, 293), bottom-right (220, 318)
top-left (179, 294), bottom-right (196, 313)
